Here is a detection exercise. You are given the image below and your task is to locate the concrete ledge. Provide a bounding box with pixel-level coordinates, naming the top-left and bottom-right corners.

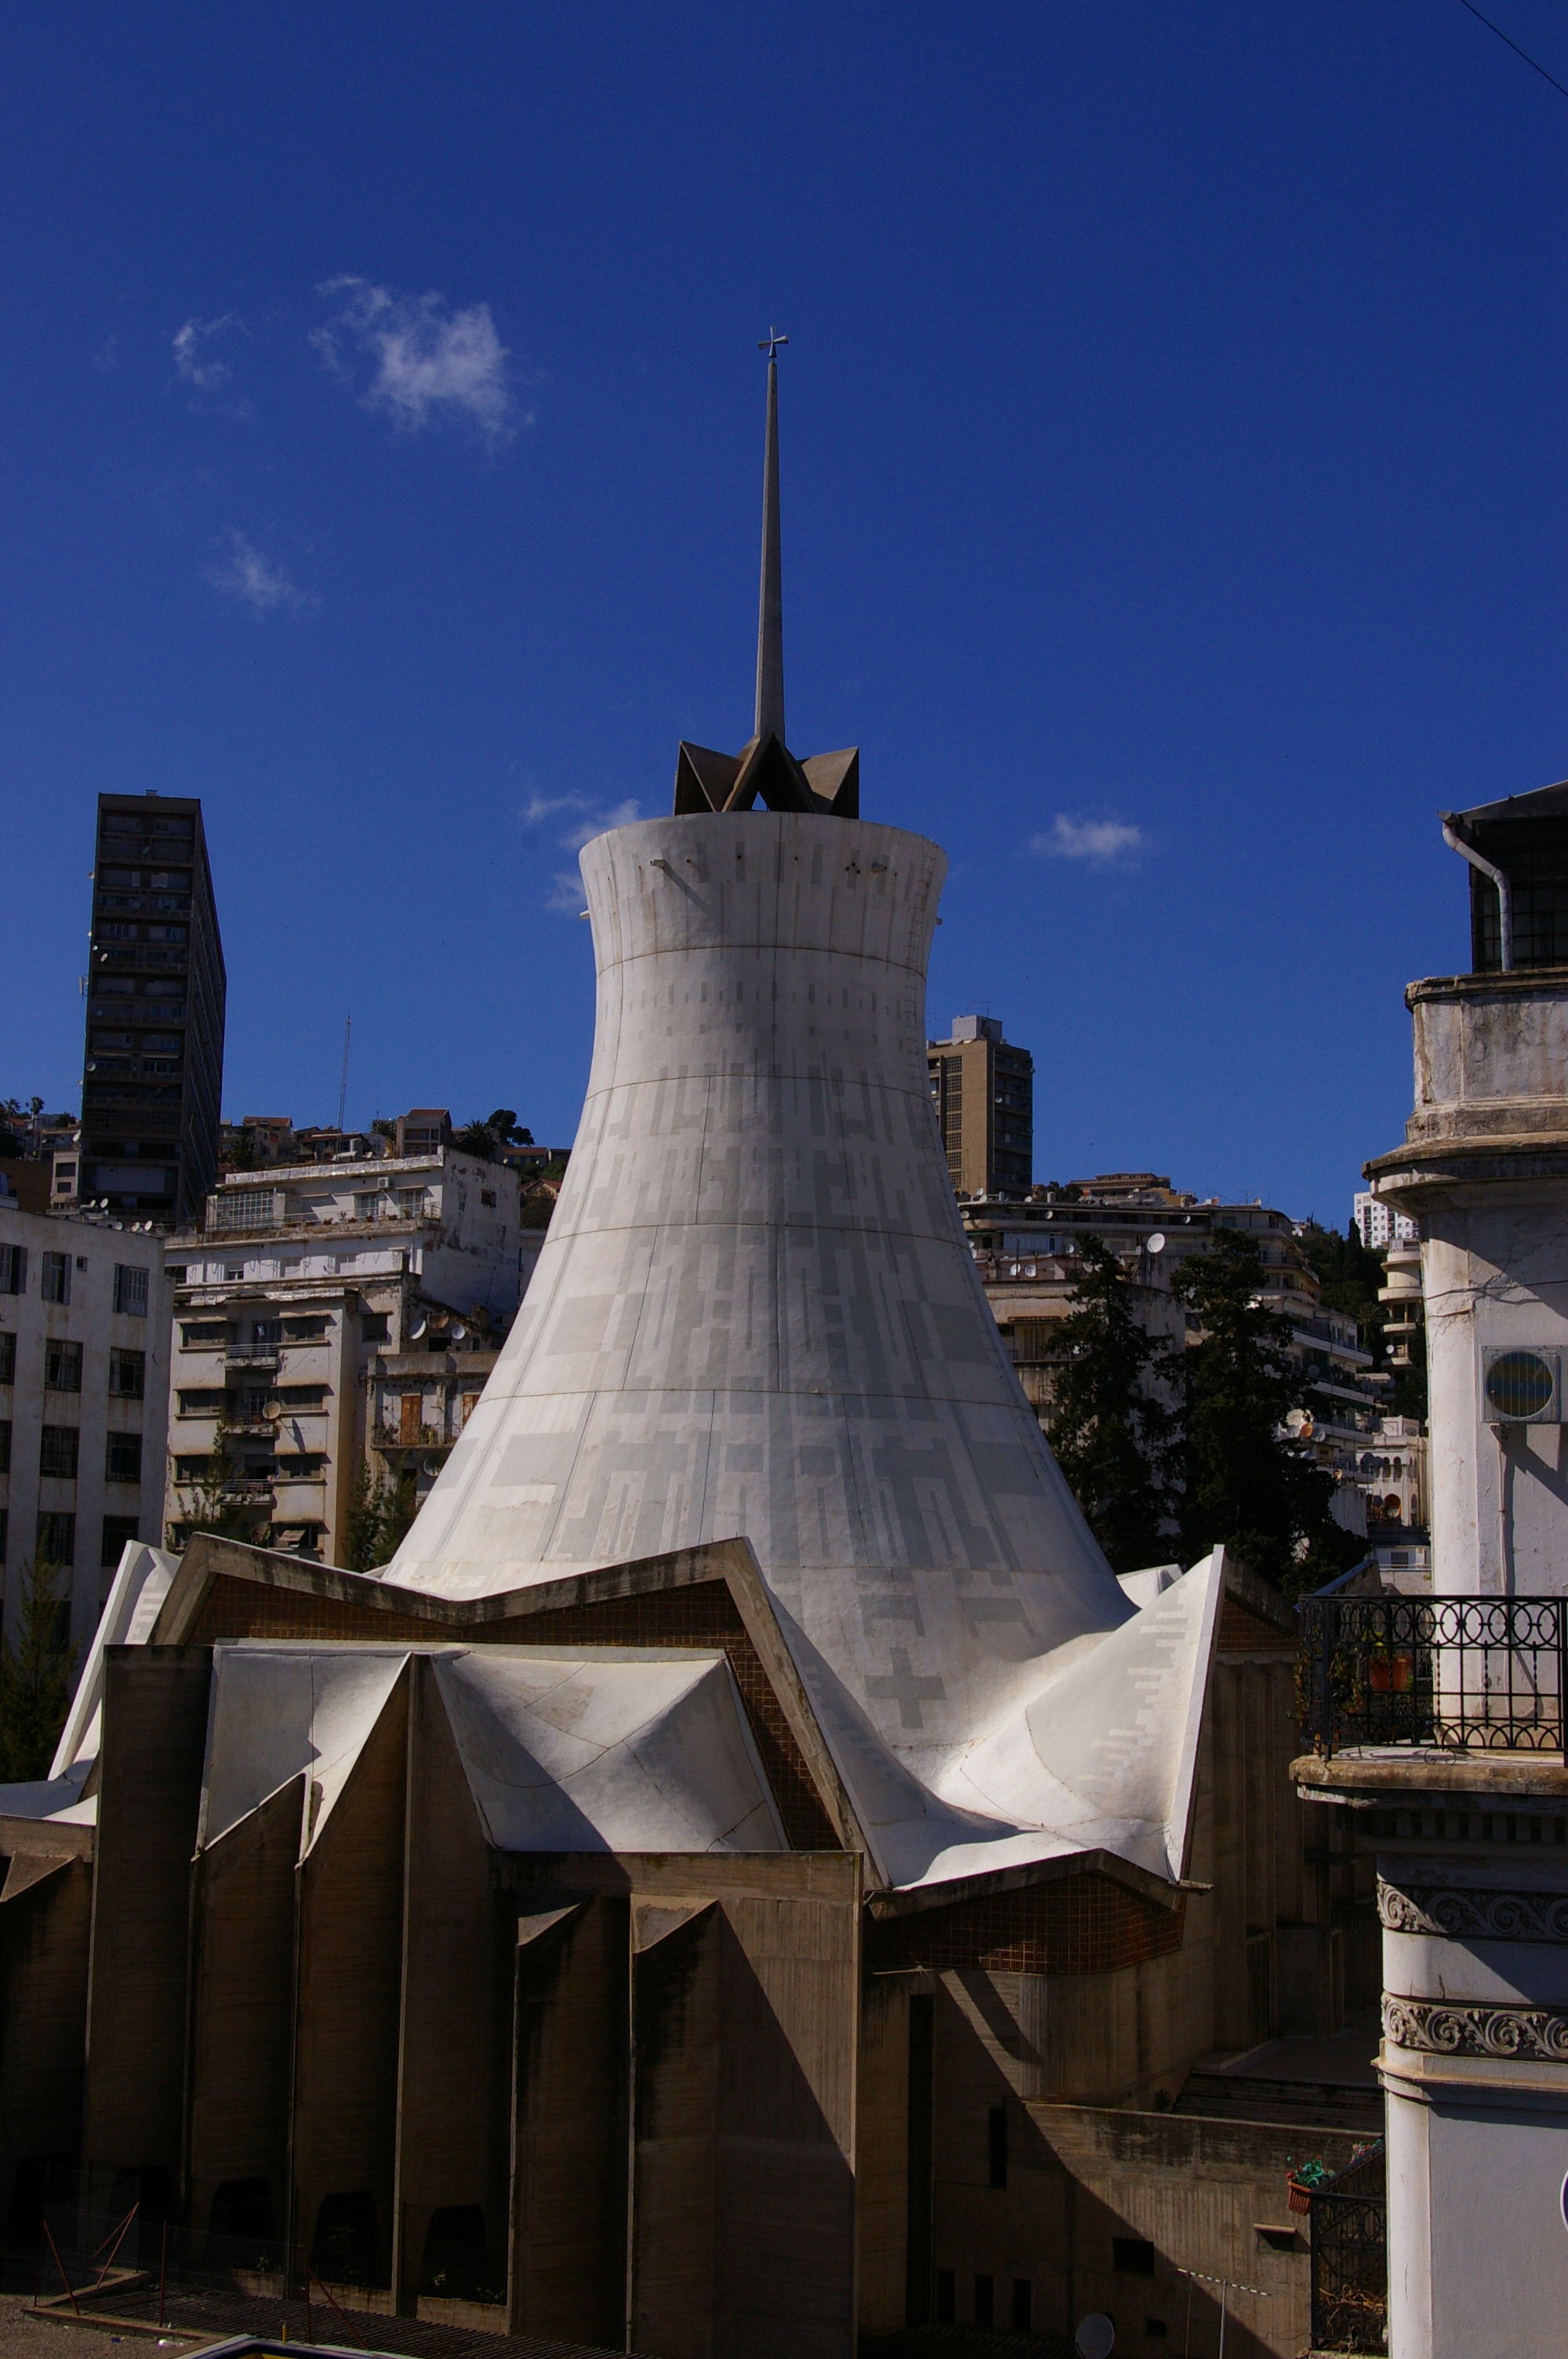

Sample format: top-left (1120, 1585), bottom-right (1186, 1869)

top-left (1294, 1750), bottom-right (1568, 1801)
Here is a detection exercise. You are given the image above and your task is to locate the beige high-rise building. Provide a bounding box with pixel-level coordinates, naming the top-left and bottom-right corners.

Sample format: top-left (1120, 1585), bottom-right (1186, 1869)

top-left (926, 1013), bottom-right (1033, 1197)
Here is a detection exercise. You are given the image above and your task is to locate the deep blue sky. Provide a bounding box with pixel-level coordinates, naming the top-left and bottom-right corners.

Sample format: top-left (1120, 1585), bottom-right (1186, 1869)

top-left (4, 2), bottom-right (1566, 1223)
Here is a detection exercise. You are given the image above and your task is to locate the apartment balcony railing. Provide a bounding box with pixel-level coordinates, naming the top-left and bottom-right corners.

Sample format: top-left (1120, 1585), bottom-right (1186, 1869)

top-left (372, 1426), bottom-right (452, 1454)
top-left (225, 1344), bottom-right (281, 1367)
top-left (1298, 1593), bottom-right (1567, 1757)
top-left (219, 1478), bottom-right (277, 1501)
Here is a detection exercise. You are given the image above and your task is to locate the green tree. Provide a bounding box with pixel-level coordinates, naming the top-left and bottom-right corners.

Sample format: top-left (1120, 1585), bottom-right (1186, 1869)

top-left (1172, 1228), bottom-right (1362, 1596)
top-left (342, 1460), bottom-right (419, 1572)
top-left (0, 1558), bottom-right (75, 1781)
top-left (454, 1108), bottom-right (534, 1161)
top-left (1047, 1238), bottom-right (1176, 1572)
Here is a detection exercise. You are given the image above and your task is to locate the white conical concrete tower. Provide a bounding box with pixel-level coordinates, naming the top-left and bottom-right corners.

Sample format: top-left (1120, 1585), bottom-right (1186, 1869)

top-left (388, 347), bottom-right (1219, 1888)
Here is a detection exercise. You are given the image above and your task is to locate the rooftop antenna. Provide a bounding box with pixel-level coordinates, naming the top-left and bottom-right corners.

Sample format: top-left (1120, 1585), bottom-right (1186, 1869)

top-left (754, 327), bottom-right (787, 744)
top-left (337, 1015), bottom-right (352, 1132)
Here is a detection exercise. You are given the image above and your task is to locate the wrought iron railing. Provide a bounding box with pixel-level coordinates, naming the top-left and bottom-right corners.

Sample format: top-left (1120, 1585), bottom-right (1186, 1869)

top-left (1298, 1594), bottom-right (1568, 1757)
top-left (1308, 2139), bottom-right (1387, 2354)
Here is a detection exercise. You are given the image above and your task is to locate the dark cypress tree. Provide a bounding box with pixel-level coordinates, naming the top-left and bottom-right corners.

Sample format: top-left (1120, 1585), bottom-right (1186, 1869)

top-left (1047, 1237), bottom-right (1176, 1572)
top-left (1171, 1227), bottom-right (1362, 1595)
top-left (0, 1558), bottom-right (74, 1781)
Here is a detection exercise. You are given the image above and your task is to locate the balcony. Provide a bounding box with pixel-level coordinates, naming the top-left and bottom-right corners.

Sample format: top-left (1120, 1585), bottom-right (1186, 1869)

top-left (219, 1478), bottom-right (276, 1502)
top-left (1298, 1593), bottom-right (1567, 1757)
top-left (225, 1344), bottom-right (281, 1368)
top-left (372, 1425), bottom-right (452, 1456)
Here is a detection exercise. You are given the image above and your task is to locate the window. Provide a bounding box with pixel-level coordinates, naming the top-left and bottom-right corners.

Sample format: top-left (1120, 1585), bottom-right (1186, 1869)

top-left (1011, 2281), bottom-right (1032, 2332)
top-left (105, 1433), bottom-right (142, 1485)
top-left (1144, 2321), bottom-right (1168, 2340)
top-left (40, 1427), bottom-right (79, 1479)
top-left (281, 1314), bottom-right (328, 1340)
top-left (0, 1423), bottom-right (9, 1474)
top-left (45, 1339), bottom-right (83, 1393)
top-left (361, 1313), bottom-right (390, 1343)
top-left (0, 1332), bottom-right (15, 1383)
top-left (166, 1265), bottom-right (187, 1284)
top-left (481, 1188), bottom-right (496, 1208)
top-left (974, 2276), bottom-right (993, 2330)
top-left (986, 2105), bottom-right (1007, 2189)
top-left (114, 1264), bottom-right (150, 1316)
top-left (109, 1348), bottom-right (146, 1398)
top-left (178, 1390), bottom-right (227, 1416)
top-left (35, 1511), bottom-right (75, 1565)
top-left (1113, 2237), bottom-right (1156, 2277)
top-left (101, 1515), bottom-right (140, 1568)
top-left (461, 1392), bottom-right (480, 1426)
top-left (40, 1252), bottom-right (70, 1304)
top-left (226, 1190), bottom-right (280, 1232)
top-left (0, 1244), bottom-right (28, 1293)
top-left (935, 2271), bottom-right (955, 2325)
top-left (181, 1321), bottom-right (227, 1346)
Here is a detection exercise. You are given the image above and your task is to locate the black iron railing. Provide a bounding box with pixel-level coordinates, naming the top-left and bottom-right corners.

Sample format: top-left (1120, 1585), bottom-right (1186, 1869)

top-left (1309, 2140), bottom-right (1387, 2354)
top-left (1298, 1594), bottom-right (1568, 1757)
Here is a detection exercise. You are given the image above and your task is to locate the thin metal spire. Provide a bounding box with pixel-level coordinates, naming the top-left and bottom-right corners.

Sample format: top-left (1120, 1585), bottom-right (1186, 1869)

top-left (754, 329), bottom-right (787, 743)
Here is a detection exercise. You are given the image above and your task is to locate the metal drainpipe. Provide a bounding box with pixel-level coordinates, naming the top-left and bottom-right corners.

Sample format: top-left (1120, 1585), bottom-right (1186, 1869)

top-left (1442, 818), bottom-right (1514, 972)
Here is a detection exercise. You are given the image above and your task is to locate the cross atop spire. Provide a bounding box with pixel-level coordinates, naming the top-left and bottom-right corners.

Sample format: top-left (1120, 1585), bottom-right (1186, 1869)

top-left (754, 332), bottom-right (786, 745)
top-left (670, 334), bottom-right (859, 821)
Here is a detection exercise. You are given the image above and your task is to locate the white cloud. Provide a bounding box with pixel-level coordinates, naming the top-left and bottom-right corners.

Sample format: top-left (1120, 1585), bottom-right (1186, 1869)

top-left (314, 277), bottom-right (519, 445)
top-left (1030, 814), bottom-right (1145, 868)
top-left (205, 529), bottom-right (320, 618)
top-left (173, 313), bottom-right (249, 405)
top-left (522, 792), bottom-right (641, 909)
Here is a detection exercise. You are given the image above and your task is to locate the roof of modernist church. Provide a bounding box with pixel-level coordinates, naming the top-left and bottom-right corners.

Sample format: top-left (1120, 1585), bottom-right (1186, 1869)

top-left (4, 348), bottom-right (1232, 1908)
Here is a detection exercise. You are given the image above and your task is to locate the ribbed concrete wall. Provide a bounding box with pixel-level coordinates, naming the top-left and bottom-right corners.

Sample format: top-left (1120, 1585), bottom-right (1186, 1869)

top-left (388, 810), bottom-right (1127, 1790)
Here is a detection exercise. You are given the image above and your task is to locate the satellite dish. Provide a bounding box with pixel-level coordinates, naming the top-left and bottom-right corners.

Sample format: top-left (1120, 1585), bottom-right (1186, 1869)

top-left (451, 1321), bottom-right (467, 1342)
top-left (263, 1399), bottom-right (284, 1422)
top-left (421, 1454), bottom-right (444, 1479)
top-left (1075, 2317), bottom-right (1116, 2359)
top-left (408, 1315), bottom-right (427, 1341)
top-left (1145, 1232), bottom-right (1167, 1255)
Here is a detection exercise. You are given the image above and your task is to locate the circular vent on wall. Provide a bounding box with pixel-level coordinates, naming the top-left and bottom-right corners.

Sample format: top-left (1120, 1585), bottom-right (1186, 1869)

top-left (1484, 1348), bottom-right (1558, 1423)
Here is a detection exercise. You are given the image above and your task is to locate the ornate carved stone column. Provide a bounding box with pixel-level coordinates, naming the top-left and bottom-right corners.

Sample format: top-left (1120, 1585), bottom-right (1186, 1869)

top-left (1296, 1753), bottom-right (1568, 2359)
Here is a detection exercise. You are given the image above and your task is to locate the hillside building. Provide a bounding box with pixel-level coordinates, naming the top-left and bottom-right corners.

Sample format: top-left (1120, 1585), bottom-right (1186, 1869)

top-left (164, 1150), bottom-right (536, 1562)
top-left (1352, 1188), bottom-right (1419, 1252)
top-left (0, 1201), bottom-right (169, 1648)
top-left (960, 1180), bottom-right (1395, 1536)
top-left (78, 793), bottom-right (225, 1228)
top-left (927, 1015), bottom-right (1033, 1197)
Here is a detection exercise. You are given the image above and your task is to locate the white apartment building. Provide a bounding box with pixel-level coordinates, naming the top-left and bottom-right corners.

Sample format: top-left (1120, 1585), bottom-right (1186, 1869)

top-left (1351, 1188), bottom-right (1418, 1251)
top-left (0, 1196), bottom-right (170, 1650)
top-left (165, 1150), bottom-right (542, 1565)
